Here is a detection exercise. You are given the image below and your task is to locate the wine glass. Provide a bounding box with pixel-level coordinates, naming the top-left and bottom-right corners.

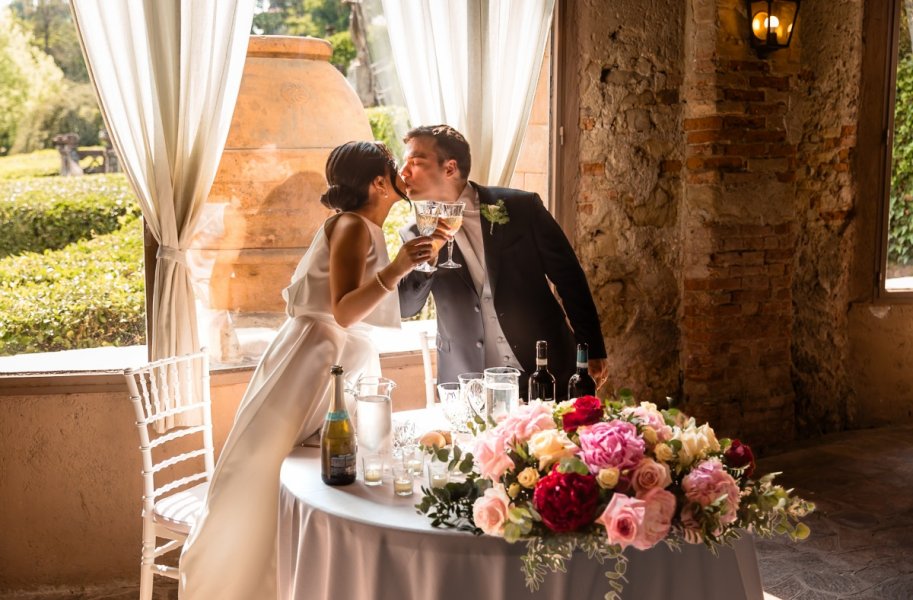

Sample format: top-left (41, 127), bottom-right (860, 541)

top-left (437, 202), bottom-right (465, 269)
top-left (412, 200), bottom-right (440, 273)
top-left (437, 382), bottom-right (469, 433)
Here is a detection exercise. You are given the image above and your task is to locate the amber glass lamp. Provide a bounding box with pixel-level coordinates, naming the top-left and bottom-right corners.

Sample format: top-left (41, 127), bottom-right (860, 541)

top-left (747, 0), bottom-right (800, 56)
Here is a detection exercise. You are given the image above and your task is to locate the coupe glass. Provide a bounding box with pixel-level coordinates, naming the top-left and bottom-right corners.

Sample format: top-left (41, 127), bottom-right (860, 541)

top-left (412, 200), bottom-right (440, 273)
top-left (438, 202), bottom-right (465, 269)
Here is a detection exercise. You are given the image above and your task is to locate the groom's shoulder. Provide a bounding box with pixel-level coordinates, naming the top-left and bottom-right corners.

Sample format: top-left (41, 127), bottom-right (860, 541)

top-left (475, 183), bottom-right (540, 206)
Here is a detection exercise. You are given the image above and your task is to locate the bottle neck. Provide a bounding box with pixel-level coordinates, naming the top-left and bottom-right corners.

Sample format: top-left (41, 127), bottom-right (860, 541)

top-left (535, 341), bottom-right (548, 368)
top-left (332, 372), bottom-right (346, 414)
top-left (575, 345), bottom-right (588, 370)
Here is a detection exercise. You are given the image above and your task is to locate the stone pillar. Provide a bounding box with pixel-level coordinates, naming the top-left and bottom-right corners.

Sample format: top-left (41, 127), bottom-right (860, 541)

top-left (679, 0), bottom-right (799, 442)
top-left (52, 133), bottom-right (84, 177)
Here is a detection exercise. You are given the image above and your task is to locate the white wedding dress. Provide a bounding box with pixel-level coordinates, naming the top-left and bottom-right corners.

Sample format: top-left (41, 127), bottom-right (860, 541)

top-left (180, 213), bottom-right (400, 600)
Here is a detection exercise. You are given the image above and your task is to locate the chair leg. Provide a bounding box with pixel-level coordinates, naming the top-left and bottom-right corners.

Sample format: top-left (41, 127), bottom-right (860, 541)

top-left (139, 521), bottom-right (156, 600)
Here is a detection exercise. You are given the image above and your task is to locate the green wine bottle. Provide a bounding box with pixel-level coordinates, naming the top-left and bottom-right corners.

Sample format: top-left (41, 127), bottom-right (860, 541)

top-left (321, 365), bottom-right (356, 486)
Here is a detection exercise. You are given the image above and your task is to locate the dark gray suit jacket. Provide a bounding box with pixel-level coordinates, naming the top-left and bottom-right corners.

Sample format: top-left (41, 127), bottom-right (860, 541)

top-left (398, 183), bottom-right (605, 400)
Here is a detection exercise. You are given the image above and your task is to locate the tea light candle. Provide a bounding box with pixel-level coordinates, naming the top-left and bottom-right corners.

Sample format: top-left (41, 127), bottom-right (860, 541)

top-left (362, 454), bottom-right (384, 487)
top-left (365, 467), bottom-right (383, 485)
top-left (430, 472), bottom-right (449, 488)
top-left (393, 477), bottom-right (414, 496)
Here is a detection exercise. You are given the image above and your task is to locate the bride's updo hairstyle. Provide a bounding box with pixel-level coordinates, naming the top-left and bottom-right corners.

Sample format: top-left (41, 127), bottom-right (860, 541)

top-left (320, 141), bottom-right (406, 212)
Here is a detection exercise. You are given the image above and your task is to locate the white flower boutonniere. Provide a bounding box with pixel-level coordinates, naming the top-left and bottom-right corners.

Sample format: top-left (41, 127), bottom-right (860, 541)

top-left (480, 199), bottom-right (510, 234)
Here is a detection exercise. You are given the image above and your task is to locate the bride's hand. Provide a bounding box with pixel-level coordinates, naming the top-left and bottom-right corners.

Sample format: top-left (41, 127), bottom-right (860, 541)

top-left (392, 236), bottom-right (435, 274)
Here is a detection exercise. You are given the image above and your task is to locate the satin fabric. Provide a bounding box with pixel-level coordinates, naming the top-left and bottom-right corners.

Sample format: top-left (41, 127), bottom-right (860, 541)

top-left (180, 214), bottom-right (400, 600)
top-left (278, 439), bottom-right (764, 600)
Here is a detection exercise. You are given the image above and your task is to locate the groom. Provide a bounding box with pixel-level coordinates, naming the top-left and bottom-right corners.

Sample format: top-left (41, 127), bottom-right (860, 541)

top-left (397, 125), bottom-right (607, 400)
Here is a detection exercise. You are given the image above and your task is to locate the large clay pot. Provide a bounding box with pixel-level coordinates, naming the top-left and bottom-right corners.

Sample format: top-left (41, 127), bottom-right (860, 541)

top-left (191, 35), bottom-right (373, 362)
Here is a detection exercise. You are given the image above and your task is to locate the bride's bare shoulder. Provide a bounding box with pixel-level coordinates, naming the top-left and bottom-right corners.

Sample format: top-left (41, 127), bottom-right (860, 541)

top-left (325, 212), bottom-right (371, 247)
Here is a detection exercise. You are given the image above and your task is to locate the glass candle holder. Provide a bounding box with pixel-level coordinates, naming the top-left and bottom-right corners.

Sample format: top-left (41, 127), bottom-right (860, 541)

top-left (392, 463), bottom-right (414, 497)
top-left (362, 453), bottom-right (384, 486)
top-left (427, 458), bottom-right (450, 489)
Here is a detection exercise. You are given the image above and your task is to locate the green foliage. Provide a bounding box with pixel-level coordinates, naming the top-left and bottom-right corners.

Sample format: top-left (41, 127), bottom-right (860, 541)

top-left (0, 9), bottom-right (65, 155)
top-left (890, 6), bottom-right (913, 265)
top-left (366, 105), bottom-right (410, 160)
top-left (0, 174), bottom-right (140, 257)
top-left (8, 0), bottom-right (87, 82)
top-left (12, 81), bottom-right (103, 152)
top-left (0, 214), bottom-right (146, 356)
top-left (328, 30), bottom-right (355, 73)
top-left (253, 0), bottom-right (350, 37)
top-left (0, 148), bottom-right (59, 179)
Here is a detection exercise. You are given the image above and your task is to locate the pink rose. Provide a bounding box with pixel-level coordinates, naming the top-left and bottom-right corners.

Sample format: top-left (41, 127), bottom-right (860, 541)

top-left (596, 494), bottom-right (646, 548)
top-left (682, 458), bottom-right (741, 525)
top-left (577, 420), bottom-right (645, 475)
top-left (498, 400), bottom-right (556, 445)
top-left (472, 484), bottom-right (511, 536)
top-left (633, 488), bottom-right (677, 549)
top-left (473, 430), bottom-right (515, 481)
top-left (621, 402), bottom-right (673, 442)
top-left (631, 458), bottom-right (672, 495)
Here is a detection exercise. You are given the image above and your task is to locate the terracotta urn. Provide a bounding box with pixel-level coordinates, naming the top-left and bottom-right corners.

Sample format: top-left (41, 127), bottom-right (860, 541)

top-left (191, 35), bottom-right (373, 362)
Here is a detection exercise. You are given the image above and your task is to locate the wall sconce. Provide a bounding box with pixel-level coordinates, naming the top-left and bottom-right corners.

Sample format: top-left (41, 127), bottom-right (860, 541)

top-left (746, 0), bottom-right (800, 56)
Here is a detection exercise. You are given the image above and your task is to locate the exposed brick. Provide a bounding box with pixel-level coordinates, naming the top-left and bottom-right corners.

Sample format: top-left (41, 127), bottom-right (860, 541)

top-left (767, 143), bottom-right (798, 157)
top-left (687, 130), bottom-right (726, 144)
top-left (748, 75), bottom-right (791, 90)
top-left (580, 162), bottom-right (605, 175)
top-left (722, 115), bottom-right (766, 129)
top-left (660, 159), bottom-right (682, 173)
top-left (726, 59), bottom-right (770, 73)
top-left (656, 88), bottom-right (679, 104)
top-left (723, 88), bottom-right (765, 102)
top-left (683, 116), bottom-right (723, 131)
top-left (747, 102), bottom-right (787, 116)
top-left (724, 143), bottom-right (768, 157)
top-left (686, 171), bottom-right (722, 184)
top-left (706, 277), bottom-right (742, 290)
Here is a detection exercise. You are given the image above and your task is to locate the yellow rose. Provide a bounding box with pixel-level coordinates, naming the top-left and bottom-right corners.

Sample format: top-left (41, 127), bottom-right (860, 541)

top-left (517, 467), bottom-right (539, 488)
top-left (642, 426), bottom-right (658, 446)
top-left (508, 483), bottom-right (521, 498)
top-left (528, 429), bottom-right (578, 470)
top-left (653, 442), bottom-right (674, 463)
top-left (596, 467), bottom-right (620, 489)
top-left (677, 423), bottom-right (720, 466)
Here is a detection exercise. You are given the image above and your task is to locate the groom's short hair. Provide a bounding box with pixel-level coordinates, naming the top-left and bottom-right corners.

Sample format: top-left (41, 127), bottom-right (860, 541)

top-left (404, 125), bottom-right (471, 180)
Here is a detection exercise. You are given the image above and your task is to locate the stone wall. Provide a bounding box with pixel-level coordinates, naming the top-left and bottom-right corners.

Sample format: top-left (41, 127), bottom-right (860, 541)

top-left (572, 0), bottom-right (685, 407)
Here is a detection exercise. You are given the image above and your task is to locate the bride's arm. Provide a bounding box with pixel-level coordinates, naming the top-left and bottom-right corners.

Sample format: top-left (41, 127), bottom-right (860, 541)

top-left (328, 214), bottom-right (432, 328)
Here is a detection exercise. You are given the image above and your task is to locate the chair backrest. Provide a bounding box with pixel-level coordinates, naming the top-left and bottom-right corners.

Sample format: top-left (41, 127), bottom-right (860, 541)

top-left (123, 350), bottom-right (214, 514)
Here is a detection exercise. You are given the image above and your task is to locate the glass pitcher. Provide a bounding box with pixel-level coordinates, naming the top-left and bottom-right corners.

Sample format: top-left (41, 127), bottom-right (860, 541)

top-left (349, 375), bottom-right (396, 457)
top-left (483, 367), bottom-right (520, 420)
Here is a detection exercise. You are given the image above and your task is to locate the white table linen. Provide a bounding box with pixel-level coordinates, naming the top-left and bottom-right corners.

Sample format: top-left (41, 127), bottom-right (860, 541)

top-left (278, 412), bottom-right (764, 600)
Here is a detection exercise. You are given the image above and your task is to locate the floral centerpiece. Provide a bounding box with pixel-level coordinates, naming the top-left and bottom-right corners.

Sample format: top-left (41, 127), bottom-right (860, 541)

top-left (417, 392), bottom-right (814, 600)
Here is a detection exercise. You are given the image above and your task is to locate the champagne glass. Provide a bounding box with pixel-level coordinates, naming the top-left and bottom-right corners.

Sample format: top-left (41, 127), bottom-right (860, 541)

top-left (412, 200), bottom-right (440, 273)
top-left (438, 202), bottom-right (465, 269)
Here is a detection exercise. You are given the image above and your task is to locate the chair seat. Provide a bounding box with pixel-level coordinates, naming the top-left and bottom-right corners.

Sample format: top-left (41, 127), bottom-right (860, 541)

top-left (152, 482), bottom-right (209, 536)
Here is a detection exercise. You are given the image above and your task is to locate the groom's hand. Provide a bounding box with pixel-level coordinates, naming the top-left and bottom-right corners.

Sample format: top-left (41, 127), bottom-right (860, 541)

top-left (427, 223), bottom-right (454, 265)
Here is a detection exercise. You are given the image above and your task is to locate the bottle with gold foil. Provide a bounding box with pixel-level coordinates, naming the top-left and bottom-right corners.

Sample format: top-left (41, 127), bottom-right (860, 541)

top-left (321, 365), bottom-right (356, 485)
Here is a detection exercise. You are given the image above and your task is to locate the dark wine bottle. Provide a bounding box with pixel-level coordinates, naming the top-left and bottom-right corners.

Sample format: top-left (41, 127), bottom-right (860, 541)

top-left (567, 343), bottom-right (597, 399)
top-left (321, 365), bottom-right (357, 486)
top-left (528, 340), bottom-right (556, 402)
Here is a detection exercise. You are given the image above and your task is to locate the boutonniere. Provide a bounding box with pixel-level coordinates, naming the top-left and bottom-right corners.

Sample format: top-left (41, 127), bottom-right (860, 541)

top-left (480, 199), bottom-right (510, 234)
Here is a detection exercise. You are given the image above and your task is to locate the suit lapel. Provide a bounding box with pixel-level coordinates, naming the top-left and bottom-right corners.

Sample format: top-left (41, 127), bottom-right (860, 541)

top-left (475, 183), bottom-right (504, 295)
top-left (449, 235), bottom-right (476, 293)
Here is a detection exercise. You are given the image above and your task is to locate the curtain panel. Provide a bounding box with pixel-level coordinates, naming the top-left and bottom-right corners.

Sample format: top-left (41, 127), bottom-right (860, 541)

top-left (379, 0), bottom-right (555, 186)
top-left (71, 0), bottom-right (254, 425)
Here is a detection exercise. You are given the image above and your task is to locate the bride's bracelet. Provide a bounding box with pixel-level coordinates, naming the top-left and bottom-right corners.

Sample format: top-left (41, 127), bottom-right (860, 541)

top-left (375, 271), bottom-right (393, 293)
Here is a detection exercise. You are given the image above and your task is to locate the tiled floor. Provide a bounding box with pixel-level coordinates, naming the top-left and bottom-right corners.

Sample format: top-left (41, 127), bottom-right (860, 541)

top-left (4, 424), bottom-right (912, 600)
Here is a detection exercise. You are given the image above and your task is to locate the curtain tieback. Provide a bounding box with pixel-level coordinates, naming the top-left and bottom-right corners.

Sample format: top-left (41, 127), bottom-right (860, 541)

top-left (156, 245), bottom-right (188, 267)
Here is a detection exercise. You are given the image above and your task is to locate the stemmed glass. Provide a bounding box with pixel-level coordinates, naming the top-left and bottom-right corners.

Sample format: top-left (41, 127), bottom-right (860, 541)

top-left (437, 382), bottom-right (469, 433)
top-left (437, 202), bottom-right (465, 269)
top-left (412, 200), bottom-right (440, 273)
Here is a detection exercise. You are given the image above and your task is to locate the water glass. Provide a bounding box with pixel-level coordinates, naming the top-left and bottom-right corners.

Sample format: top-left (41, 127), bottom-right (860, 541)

top-left (392, 463), bottom-right (414, 497)
top-left (458, 372), bottom-right (485, 420)
top-left (438, 382), bottom-right (469, 432)
top-left (352, 376), bottom-right (396, 457)
top-left (362, 453), bottom-right (384, 486)
top-left (483, 367), bottom-right (520, 420)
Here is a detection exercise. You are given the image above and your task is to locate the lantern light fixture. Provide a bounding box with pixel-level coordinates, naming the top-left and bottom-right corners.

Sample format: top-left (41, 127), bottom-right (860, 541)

top-left (746, 0), bottom-right (800, 57)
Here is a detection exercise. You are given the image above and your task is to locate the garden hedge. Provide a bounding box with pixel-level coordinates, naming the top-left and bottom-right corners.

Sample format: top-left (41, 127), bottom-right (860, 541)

top-left (0, 173), bottom-right (140, 258)
top-left (0, 215), bottom-right (145, 355)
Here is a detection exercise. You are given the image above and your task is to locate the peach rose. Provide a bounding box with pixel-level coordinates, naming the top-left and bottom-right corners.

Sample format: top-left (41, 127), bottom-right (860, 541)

top-left (472, 484), bottom-right (511, 536)
top-left (527, 429), bottom-right (579, 470)
top-left (473, 431), bottom-right (514, 481)
top-left (517, 467), bottom-right (539, 488)
top-left (633, 488), bottom-right (677, 549)
top-left (632, 458), bottom-right (672, 495)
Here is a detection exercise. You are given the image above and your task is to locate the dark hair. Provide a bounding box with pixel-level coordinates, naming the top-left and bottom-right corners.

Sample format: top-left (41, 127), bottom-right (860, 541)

top-left (320, 141), bottom-right (407, 211)
top-left (403, 125), bottom-right (471, 180)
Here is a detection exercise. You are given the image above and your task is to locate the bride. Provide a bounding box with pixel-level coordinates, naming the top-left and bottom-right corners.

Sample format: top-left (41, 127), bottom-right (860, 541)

top-left (179, 141), bottom-right (434, 600)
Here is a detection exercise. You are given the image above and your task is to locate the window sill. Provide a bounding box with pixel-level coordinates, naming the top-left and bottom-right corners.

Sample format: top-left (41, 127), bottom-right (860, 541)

top-left (0, 320), bottom-right (436, 396)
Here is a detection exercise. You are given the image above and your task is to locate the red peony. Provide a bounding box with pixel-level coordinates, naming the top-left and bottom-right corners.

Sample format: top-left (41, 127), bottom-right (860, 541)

top-left (562, 395), bottom-right (604, 432)
top-left (724, 439), bottom-right (756, 478)
top-left (532, 468), bottom-right (600, 532)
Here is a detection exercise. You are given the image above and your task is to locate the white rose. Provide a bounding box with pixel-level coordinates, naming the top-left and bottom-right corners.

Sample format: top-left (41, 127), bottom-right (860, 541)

top-left (677, 424), bottom-right (720, 466)
top-left (528, 429), bottom-right (578, 470)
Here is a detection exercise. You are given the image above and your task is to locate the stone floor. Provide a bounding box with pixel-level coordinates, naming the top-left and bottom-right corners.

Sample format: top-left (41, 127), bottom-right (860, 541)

top-left (4, 424), bottom-right (912, 600)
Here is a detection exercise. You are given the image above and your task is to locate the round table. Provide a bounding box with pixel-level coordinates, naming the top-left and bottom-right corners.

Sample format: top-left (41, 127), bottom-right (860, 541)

top-left (278, 411), bottom-right (764, 600)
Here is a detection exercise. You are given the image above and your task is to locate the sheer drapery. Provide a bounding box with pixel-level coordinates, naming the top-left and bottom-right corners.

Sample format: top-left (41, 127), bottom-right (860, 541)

top-left (70, 0), bottom-right (253, 425)
top-left (378, 0), bottom-right (555, 186)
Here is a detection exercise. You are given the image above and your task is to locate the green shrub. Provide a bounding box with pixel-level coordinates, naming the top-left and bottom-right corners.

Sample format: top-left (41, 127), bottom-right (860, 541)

top-left (0, 215), bottom-right (145, 356)
top-left (12, 81), bottom-right (104, 152)
top-left (890, 7), bottom-right (913, 265)
top-left (366, 105), bottom-right (410, 160)
top-left (0, 173), bottom-right (140, 257)
top-left (328, 30), bottom-right (355, 73)
top-left (0, 148), bottom-right (59, 179)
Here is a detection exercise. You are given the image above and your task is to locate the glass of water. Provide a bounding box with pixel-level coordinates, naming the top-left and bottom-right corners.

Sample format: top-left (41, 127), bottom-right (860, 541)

top-left (483, 367), bottom-right (520, 420)
top-left (352, 376), bottom-right (396, 457)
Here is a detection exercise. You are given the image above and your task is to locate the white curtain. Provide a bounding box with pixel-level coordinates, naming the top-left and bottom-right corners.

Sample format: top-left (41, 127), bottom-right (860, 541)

top-left (70, 0), bottom-right (253, 366)
top-left (379, 0), bottom-right (555, 186)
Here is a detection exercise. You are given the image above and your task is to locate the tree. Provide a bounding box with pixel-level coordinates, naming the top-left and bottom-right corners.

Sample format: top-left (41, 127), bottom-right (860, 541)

top-left (9, 0), bottom-right (87, 82)
top-left (252, 0), bottom-right (350, 37)
top-left (0, 9), bottom-right (65, 155)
